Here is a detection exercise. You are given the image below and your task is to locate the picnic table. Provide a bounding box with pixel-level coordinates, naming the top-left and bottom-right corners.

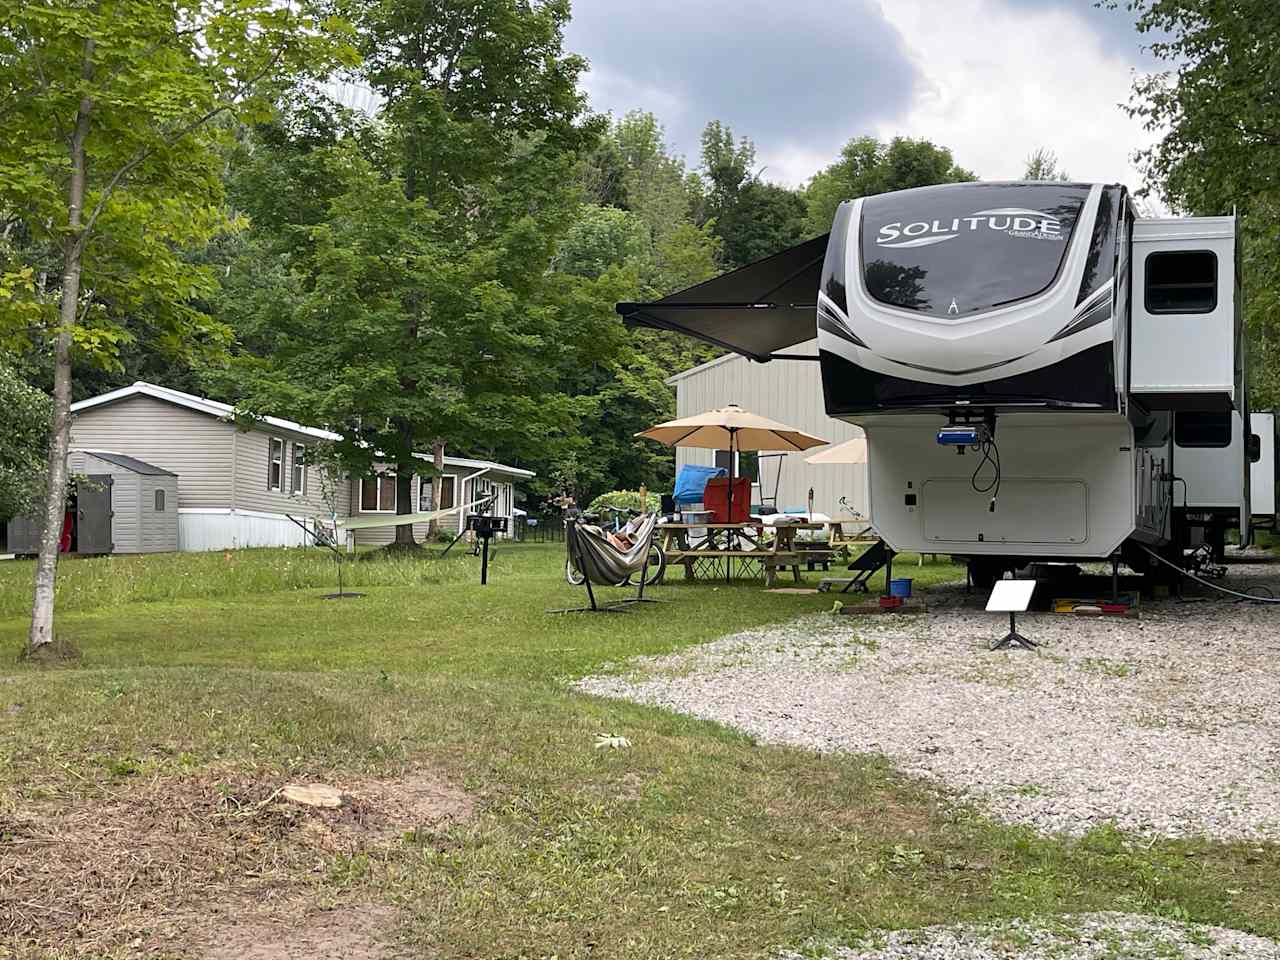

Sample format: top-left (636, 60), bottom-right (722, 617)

top-left (658, 521), bottom-right (839, 587)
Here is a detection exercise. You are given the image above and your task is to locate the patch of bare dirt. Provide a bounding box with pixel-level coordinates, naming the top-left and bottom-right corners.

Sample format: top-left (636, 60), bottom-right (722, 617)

top-left (0, 768), bottom-right (473, 957)
top-left (189, 901), bottom-right (401, 960)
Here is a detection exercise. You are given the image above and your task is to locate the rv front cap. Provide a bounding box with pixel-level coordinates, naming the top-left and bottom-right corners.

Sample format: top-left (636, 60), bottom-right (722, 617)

top-left (876, 208), bottom-right (1064, 249)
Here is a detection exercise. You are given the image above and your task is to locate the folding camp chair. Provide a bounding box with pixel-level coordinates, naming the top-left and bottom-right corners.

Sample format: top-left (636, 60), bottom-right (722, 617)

top-left (550, 514), bottom-right (664, 613)
top-left (817, 539), bottom-right (890, 594)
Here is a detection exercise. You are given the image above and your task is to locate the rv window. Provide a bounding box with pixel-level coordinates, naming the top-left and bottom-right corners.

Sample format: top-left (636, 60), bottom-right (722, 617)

top-left (1145, 250), bottom-right (1217, 314)
top-left (859, 183), bottom-right (1090, 318)
top-left (1175, 411), bottom-right (1232, 448)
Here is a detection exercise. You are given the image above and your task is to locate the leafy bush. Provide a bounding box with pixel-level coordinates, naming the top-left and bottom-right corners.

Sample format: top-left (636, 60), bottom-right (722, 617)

top-left (0, 363), bottom-right (51, 521)
top-left (586, 490), bottom-right (660, 515)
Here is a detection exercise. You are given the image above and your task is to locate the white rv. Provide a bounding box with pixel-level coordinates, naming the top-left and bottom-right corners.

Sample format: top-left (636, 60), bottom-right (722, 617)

top-left (620, 181), bottom-right (1249, 587)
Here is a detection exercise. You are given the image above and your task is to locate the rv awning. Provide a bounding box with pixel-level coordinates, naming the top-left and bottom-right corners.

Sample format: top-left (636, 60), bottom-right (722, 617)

top-left (616, 234), bottom-right (828, 363)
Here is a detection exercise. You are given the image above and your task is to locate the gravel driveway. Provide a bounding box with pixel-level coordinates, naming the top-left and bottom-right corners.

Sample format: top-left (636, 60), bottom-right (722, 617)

top-left (781, 913), bottom-right (1280, 959)
top-left (577, 560), bottom-right (1280, 841)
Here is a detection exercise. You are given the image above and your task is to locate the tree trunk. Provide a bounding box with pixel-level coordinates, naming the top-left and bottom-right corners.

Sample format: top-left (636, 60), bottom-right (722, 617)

top-left (28, 39), bottom-right (94, 655)
top-left (393, 419), bottom-right (416, 546)
top-left (427, 439), bottom-right (445, 538)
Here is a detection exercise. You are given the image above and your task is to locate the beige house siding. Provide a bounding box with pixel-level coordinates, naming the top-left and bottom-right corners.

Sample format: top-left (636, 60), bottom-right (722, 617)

top-left (349, 470), bottom-right (516, 546)
top-left (350, 472), bottom-right (460, 547)
top-left (231, 427), bottom-right (347, 519)
top-left (69, 396), bottom-right (234, 509)
top-left (671, 339), bottom-right (869, 517)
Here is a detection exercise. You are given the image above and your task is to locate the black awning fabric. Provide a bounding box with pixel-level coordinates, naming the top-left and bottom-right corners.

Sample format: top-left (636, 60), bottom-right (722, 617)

top-left (616, 233), bottom-right (828, 362)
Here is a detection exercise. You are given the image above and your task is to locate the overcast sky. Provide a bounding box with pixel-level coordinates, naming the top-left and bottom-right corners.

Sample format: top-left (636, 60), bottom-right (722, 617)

top-left (563, 0), bottom-right (1164, 193)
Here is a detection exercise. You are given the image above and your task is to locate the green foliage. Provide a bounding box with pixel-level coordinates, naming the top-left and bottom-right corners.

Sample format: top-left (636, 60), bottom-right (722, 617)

top-left (697, 120), bottom-right (810, 268)
top-left (805, 136), bottom-right (976, 234)
top-left (1123, 1), bottom-right (1280, 406)
top-left (0, 0), bottom-right (355, 374)
top-left (585, 490), bottom-right (661, 516)
top-left (211, 1), bottom-right (618, 522)
top-left (1023, 148), bottom-right (1071, 182)
top-left (0, 362), bottom-right (51, 521)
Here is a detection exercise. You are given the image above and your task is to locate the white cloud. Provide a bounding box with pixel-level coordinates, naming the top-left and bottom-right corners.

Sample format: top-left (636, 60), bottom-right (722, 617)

top-left (870, 0), bottom-right (1156, 189)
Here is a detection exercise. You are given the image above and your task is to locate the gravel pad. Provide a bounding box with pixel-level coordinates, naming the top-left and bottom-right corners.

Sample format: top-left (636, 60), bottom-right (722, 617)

top-left (782, 912), bottom-right (1280, 959)
top-left (577, 561), bottom-right (1280, 840)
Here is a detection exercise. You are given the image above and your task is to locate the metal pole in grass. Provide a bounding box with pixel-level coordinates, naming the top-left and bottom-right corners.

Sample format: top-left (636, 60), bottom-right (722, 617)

top-left (285, 515), bottom-right (363, 600)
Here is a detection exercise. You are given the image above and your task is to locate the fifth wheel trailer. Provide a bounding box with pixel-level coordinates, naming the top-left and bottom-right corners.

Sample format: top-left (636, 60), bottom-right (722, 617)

top-left (619, 180), bottom-right (1250, 588)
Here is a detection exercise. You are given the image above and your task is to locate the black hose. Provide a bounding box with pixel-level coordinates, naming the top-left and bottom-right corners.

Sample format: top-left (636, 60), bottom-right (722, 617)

top-left (971, 438), bottom-right (1001, 510)
top-left (1139, 544), bottom-right (1280, 604)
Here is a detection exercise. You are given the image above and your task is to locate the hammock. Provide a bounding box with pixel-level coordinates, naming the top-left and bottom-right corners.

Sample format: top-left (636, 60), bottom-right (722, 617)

top-left (552, 514), bottom-right (661, 613)
top-left (572, 514), bottom-right (658, 585)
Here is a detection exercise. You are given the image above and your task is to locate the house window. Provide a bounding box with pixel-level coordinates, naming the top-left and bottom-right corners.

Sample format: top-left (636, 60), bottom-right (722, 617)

top-left (1145, 250), bottom-right (1217, 314)
top-left (291, 443), bottom-right (306, 496)
top-left (714, 449), bottom-right (758, 480)
top-left (154, 489), bottom-right (165, 512)
top-left (419, 475), bottom-right (456, 511)
top-left (267, 437), bottom-right (284, 491)
top-left (360, 474), bottom-right (397, 512)
top-left (1175, 411), bottom-right (1232, 448)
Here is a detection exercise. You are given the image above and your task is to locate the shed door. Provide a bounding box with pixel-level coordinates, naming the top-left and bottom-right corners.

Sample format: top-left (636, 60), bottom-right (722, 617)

top-left (77, 475), bottom-right (114, 554)
top-left (5, 515), bottom-right (43, 554)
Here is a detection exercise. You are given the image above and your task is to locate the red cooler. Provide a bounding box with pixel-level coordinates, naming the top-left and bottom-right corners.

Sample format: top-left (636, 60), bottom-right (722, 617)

top-left (703, 477), bottom-right (751, 523)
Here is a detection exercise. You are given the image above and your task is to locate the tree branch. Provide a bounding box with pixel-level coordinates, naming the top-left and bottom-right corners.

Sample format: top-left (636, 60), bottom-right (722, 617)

top-left (73, 34), bottom-right (291, 256)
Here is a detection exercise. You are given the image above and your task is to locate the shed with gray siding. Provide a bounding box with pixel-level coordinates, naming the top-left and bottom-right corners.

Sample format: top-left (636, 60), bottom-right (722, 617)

top-left (68, 451), bottom-right (179, 554)
top-left (667, 339), bottom-right (869, 518)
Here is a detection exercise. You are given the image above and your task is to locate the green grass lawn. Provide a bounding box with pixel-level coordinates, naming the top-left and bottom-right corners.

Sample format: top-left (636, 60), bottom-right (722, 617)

top-left (1, 544), bottom-right (1277, 958)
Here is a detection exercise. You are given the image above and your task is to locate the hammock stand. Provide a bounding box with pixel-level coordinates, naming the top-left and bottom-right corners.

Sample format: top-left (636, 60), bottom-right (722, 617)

top-left (550, 514), bottom-right (664, 614)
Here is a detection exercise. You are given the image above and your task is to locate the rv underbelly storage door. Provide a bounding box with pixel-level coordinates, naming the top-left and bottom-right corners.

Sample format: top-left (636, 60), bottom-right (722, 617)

top-left (1130, 217), bottom-right (1237, 411)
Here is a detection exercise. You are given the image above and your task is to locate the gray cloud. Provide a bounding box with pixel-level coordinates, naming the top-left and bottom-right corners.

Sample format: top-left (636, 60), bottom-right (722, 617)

top-left (563, 0), bottom-right (920, 179)
top-left (999, 0), bottom-right (1165, 62)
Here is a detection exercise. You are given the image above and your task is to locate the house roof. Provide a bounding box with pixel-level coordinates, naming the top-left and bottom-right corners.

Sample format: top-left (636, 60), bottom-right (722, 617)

top-left (664, 351), bottom-right (741, 385)
top-left (71, 381), bottom-right (536, 480)
top-left (71, 381), bottom-right (342, 441)
top-left (76, 450), bottom-right (176, 476)
top-left (411, 452), bottom-right (536, 480)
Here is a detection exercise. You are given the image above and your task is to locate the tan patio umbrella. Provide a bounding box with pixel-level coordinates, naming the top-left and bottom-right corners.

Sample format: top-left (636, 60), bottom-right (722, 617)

top-left (638, 405), bottom-right (827, 580)
top-left (804, 437), bottom-right (868, 465)
top-left (637, 404), bottom-right (829, 454)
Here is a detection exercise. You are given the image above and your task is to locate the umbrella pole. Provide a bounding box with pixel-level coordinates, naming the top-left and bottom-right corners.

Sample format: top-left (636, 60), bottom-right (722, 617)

top-left (726, 428), bottom-right (736, 584)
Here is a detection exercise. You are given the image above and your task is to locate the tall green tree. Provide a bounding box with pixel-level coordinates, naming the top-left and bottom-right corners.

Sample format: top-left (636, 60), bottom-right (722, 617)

top-left (805, 136), bottom-right (976, 234)
top-left (1122, 0), bottom-right (1280, 405)
top-left (0, 0), bottom-right (352, 653)
top-left (697, 121), bottom-right (809, 268)
top-left (219, 0), bottom-right (621, 540)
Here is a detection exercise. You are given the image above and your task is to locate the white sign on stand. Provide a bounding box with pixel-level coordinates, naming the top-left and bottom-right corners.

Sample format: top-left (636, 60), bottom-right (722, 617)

top-left (986, 579), bottom-right (1037, 650)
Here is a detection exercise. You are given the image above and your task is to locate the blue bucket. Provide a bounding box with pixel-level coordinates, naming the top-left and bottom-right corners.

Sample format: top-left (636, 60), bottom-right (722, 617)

top-left (888, 578), bottom-right (913, 598)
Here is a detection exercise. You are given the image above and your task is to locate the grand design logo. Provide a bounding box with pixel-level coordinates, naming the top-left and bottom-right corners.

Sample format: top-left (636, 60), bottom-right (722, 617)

top-left (876, 208), bottom-right (1063, 249)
